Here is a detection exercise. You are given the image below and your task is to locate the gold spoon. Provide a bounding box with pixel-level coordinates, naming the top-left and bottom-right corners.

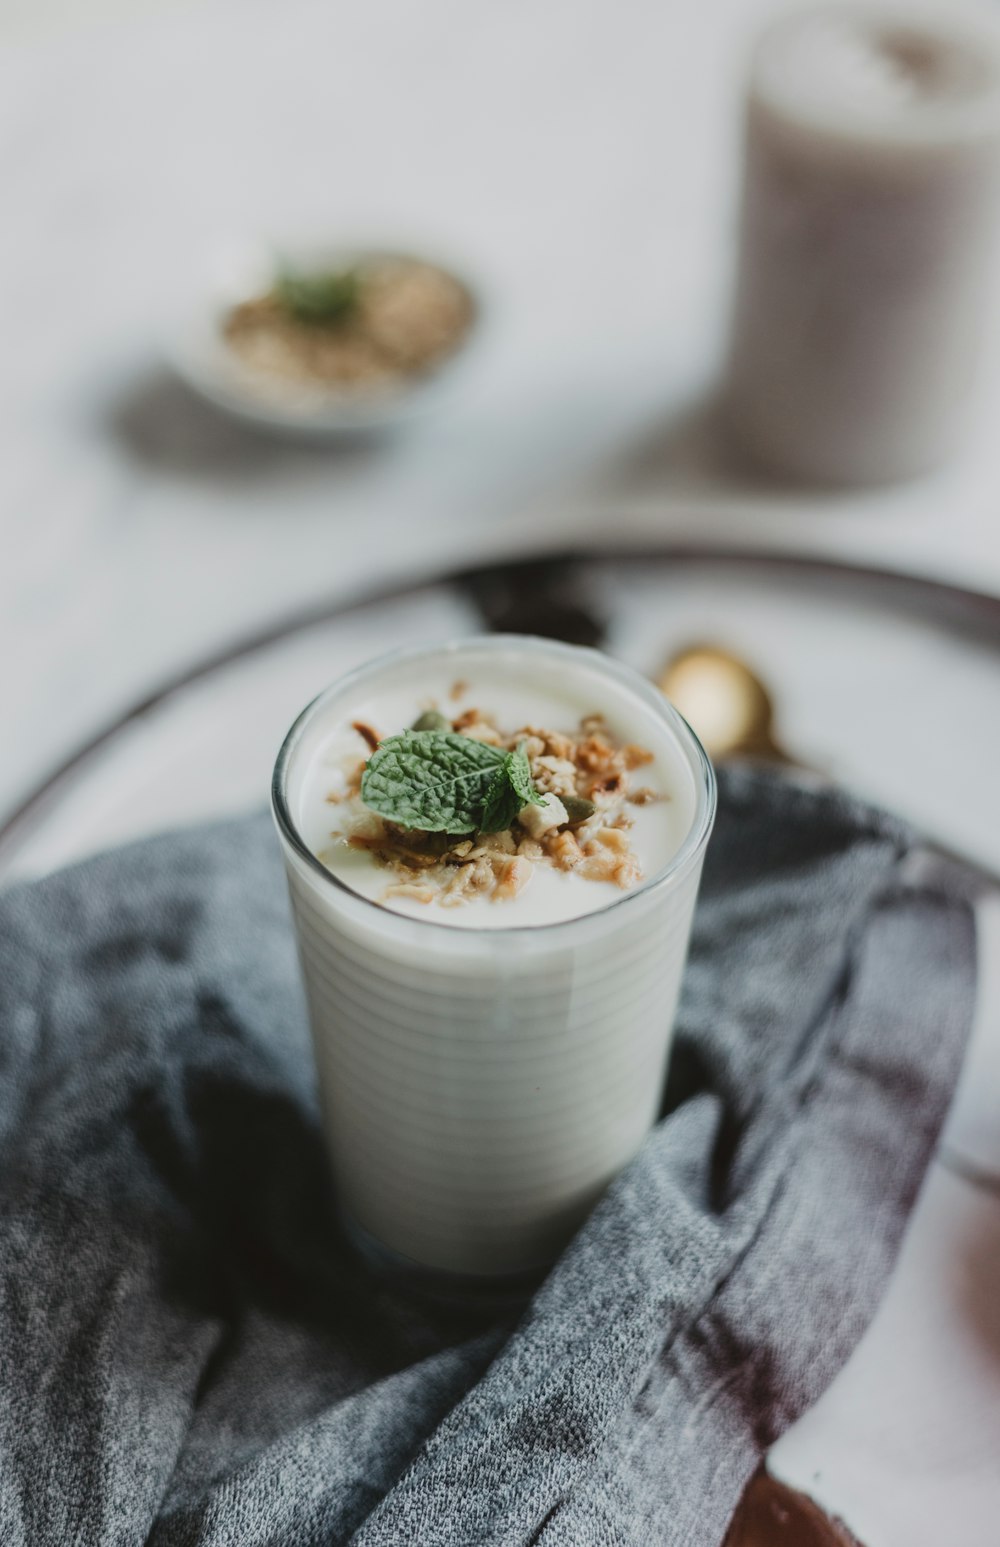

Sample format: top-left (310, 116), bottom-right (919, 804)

top-left (660, 644), bottom-right (1000, 895)
top-left (659, 644), bottom-right (796, 766)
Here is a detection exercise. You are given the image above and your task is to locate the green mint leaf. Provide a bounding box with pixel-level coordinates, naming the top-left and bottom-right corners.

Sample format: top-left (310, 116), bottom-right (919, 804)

top-left (275, 266), bottom-right (361, 327)
top-left (361, 731), bottom-right (504, 833)
top-left (361, 731), bottom-right (547, 835)
top-left (508, 741), bottom-right (547, 807)
top-left (479, 762), bottom-right (523, 834)
top-left (478, 743), bottom-right (546, 833)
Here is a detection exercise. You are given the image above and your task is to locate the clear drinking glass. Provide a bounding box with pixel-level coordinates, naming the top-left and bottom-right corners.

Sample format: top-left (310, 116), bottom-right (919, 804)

top-left (272, 637), bottom-right (716, 1284)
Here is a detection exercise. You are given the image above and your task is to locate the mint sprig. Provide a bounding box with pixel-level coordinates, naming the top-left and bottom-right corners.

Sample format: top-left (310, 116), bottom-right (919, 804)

top-left (360, 731), bottom-right (544, 834)
top-left (275, 266), bottom-right (361, 327)
top-left (480, 743), bottom-right (545, 834)
top-left (507, 742), bottom-right (545, 809)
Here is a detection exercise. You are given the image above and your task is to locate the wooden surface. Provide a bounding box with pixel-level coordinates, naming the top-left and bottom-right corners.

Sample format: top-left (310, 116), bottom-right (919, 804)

top-left (726, 1472), bottom-right (860, 1547)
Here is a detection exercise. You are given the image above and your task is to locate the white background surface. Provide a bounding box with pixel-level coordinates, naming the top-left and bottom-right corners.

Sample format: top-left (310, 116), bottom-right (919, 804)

top-left (3, 3), bottom-right (1000, 1542)
top-left (4, 0), bottom-right (1000, 824)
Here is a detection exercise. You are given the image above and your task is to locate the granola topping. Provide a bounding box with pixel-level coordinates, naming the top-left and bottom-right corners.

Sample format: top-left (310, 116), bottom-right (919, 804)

top-left (321, 703), bottom-right (662, 910)
top-left (224, 257), bottom-right (474, 397)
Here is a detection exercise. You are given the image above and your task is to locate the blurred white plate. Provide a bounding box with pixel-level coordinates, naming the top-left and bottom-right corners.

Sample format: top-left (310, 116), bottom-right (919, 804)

top-left (167, 239), bottom-right (485, 439)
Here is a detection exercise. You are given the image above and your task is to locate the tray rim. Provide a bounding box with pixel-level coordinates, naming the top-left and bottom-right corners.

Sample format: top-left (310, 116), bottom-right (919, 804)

top-left (3, 543), bottom-right (999, 874)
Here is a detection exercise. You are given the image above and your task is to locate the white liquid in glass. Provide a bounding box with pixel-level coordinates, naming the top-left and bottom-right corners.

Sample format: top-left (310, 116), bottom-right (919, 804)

top-left (274, 639), bottom-right (714, 1278)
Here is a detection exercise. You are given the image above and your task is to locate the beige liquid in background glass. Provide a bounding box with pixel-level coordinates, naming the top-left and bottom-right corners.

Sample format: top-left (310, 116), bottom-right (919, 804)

top-left (727, 3), bottom-right (1000, 485)
top-left (273, 637), bottom-right (715, 1280)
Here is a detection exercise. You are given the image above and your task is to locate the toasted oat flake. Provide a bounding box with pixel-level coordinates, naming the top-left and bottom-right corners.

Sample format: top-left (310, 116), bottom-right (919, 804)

top-left (495, 857), bottom-right (534, 900)
top-left (382, 883), bottom-right (436, 904)
top-left (622, 744), bottom-right (655, 770)
top-left (351, 720), bottom-right (381, 753)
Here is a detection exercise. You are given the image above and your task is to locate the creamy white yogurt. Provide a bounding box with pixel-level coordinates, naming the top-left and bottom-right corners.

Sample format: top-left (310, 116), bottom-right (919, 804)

top-left (273, 638), bottom-right (715, 1279)
top-left (294, 651), bottom-right (696, 928)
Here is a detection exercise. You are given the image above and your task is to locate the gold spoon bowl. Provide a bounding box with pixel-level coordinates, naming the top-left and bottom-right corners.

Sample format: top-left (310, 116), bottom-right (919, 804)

top-left (659, 645), bottom-right (794, 766)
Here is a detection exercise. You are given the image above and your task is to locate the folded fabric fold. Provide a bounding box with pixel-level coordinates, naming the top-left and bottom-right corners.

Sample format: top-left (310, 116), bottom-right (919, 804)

top-left (0, 769), bottom-right (976, 1547)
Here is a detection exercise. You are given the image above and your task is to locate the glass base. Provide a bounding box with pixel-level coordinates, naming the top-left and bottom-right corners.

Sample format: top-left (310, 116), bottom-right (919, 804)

top-left (340, 1209), bottom-right (549, 1309)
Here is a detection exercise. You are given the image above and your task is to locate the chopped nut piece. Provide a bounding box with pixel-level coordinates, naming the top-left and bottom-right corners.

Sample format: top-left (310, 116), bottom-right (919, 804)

top-left (591, 772), bottom-right (626, 800)
top-left (452, 707), bottom-right (487, 730)
top-left (592, 827), bottom-right (629, 853)
top-left (580, 852), bottom-right (620, 883)
top-left (622, 744), bottom-right (655, 769)
top-left (628, 787), bottom-right (660, 806)
top-left (541, 730), bottom-right (577, 761)
top-left (614, 856), bottom-right (642, 888)
top-left (470, 859), bottom-right (495, 891)
top-left (351, 720), bottom-right (380, 753)
top-left (345, 809), bottom-right (389, 844)
top-left (382, 883), bottom-right (435, 903)
top-left (471, 830), bottom-right (517, 857)
top-left (461, 722), bottom-right (505, 745)
top-left (577, 734), bottom-right (615, 771)
top-left (516, 733), bottom-right (546, 762)
top-left (444, 864), bottom-right (474, 899)
top-left (495, 856), bottom-right (534, 900)
top-left (450, 679), bottom-right (469, 701)
top-left (518, 794), bottom-right (569, 838)
top-left (530, 755), bottom-right (579, 799)
top-left (547, 829), bottom-right (584, 870)
top-left (448, 707), bottom-right (503, 743)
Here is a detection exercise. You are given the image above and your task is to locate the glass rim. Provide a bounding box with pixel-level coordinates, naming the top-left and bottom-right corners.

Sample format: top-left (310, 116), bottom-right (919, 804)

top-left (271, 634), bottom-right (717, 942)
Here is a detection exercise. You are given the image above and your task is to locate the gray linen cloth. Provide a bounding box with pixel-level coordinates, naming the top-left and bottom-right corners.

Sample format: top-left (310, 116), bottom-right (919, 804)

top-left (0, 769), bottom-right (975, 1547)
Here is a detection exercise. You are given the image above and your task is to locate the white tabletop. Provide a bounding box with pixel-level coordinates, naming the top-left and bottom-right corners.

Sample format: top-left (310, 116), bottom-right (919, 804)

top-left (4, 0), bottom-right (1000, 822)
top-left (3, 3), bottom-right (1000, 1542)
